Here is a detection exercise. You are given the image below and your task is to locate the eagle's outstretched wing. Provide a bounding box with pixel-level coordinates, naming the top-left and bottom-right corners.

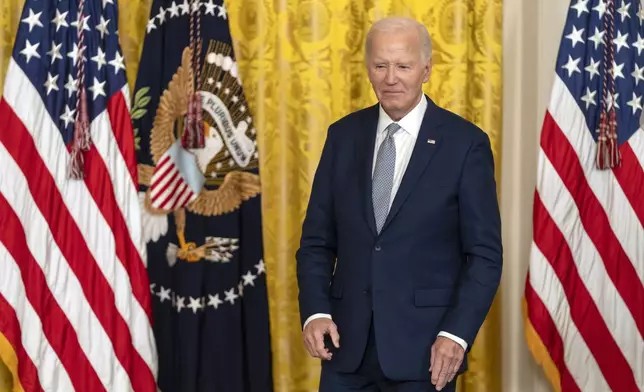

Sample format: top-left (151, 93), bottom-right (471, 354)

top-left (187, 171), bottom-right (261, 216)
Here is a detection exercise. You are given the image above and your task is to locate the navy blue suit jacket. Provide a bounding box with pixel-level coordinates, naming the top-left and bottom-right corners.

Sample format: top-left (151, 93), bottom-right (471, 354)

top-left (296, 96), bottom-right (503, 381)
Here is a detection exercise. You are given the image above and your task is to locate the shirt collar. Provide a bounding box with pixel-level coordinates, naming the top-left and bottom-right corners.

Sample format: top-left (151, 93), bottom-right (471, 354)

top-left (377, 93), bottom-right (428, 137)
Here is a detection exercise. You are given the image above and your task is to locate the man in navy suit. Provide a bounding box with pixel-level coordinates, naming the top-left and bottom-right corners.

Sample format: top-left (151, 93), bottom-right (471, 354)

top-left (296, 16), bottom-right (502, 392)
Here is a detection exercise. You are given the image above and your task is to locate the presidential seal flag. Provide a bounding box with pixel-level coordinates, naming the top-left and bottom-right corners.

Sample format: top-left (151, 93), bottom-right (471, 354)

top-left (0, 0), bottom-right (158, 391)
top-left (133, 1), bottom-right (273, 391)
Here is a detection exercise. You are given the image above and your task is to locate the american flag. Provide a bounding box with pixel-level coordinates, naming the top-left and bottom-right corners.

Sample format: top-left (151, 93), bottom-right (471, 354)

top-left (0, 0), bottom-right (158, 391)
top-left (525, 0), bottom-right (644, 391)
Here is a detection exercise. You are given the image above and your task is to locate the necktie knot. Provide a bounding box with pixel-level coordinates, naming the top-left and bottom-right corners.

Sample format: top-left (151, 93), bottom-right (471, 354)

top-left (385, 123), bottom-right (401, 139)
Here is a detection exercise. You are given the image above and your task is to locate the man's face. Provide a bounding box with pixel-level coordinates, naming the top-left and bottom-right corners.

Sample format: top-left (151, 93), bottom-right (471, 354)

top-left (366, 28), bottom-right (431, 120)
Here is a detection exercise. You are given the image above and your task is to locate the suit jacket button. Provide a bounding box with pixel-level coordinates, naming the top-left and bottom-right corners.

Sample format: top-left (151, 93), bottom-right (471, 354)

top-left (363, 289), bottom-right (370, 294)
top-left (374, 245), bottom-right (381, 251)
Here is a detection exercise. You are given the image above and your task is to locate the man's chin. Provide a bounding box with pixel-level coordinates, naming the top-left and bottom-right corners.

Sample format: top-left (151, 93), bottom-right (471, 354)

top-left (380, 94), bottom-right (403, 102)
top-left (380, 101), bottom-right (404, 113)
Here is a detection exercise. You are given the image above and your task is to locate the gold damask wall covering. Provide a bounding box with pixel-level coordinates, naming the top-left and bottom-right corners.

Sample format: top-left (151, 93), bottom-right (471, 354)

top-left (0, 0), bottom-right (502, 391)
top-left (229, 1), bottom-right (503, 391)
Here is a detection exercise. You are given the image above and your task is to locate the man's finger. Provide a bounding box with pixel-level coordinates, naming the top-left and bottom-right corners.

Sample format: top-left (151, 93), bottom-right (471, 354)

top-left (329, 324), bottom-right (340, 348)
top-left (306, 329), bottom-right (323, 358)
top-left (435, 358), bottom-right (453, 391)
top-left (447, 347), bottom-right (464, 382)
top-left (430, 355), bottom-right (443, 385)
top-left (448, 357), bottom-right (462, 382)
top-left (313, 330), bottom-right (330, 360)
top-left (429, 344), bottom-right (436, 372)
top-left (303, 333), bottom-right (318, 358)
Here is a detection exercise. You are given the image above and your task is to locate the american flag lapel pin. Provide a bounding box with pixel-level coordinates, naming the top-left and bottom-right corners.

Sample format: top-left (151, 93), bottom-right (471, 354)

top-left (427, 138), bottom-right (436, 144)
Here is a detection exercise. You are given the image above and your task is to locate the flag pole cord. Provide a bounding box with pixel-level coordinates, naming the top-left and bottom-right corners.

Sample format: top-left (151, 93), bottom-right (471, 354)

top-left (596, 0), bottom-right (620, 169)
top-left (182, 0), bottom-right (205, 149)
top-left (69, 0), bottom-right (92, 179)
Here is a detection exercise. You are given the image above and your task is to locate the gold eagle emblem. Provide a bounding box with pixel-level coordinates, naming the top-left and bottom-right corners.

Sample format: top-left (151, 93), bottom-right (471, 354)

top-left (137, 41), bottom-right (261, 263)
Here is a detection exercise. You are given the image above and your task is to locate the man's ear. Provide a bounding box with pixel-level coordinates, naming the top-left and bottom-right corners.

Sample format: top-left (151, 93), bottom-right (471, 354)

top-left (423, 58), bottom-right (432, 83)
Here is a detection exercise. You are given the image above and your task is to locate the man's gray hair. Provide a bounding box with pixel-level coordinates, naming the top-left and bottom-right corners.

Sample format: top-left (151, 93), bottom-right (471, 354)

top-left (365, 16), bottom-right (433, 62)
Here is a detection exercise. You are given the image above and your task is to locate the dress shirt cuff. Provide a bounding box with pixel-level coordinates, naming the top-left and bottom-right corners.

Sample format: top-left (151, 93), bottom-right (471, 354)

top-left (437, 331), bottom-right (468, 351)
top-left (303, 313), bottom-right (332, 330)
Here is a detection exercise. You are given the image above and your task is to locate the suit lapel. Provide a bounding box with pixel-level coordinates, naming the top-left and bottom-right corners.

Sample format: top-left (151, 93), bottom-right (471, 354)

top-left (380, 97), bottom-right (445, 232)
top-left (358, 104), bottom-right (380, 236)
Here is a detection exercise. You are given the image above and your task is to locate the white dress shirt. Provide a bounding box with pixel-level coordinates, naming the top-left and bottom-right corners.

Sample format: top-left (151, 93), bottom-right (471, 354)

top-left (304, 94), bottom-right (468, 351)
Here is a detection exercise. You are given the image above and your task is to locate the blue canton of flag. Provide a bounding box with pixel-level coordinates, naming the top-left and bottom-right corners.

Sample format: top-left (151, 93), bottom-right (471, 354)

top-left (14, 0), bottom-right (128, 144)
top-left (557, 0), bottom-right (644, 146)
top-left (132, 1), bottom-right (273, 391)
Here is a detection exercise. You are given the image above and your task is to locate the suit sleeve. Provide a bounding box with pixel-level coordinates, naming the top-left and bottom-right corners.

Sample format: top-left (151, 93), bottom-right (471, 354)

top-left (296, 126), bottom-right (338, 328)
top-left (438, 132), bottom-right (503, 349)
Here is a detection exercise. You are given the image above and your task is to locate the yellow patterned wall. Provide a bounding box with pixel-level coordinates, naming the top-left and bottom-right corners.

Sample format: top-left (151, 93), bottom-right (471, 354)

top-left (0, 0), bottom-right (502, 391)
top-left (229, 1), bottom-right (503, 391)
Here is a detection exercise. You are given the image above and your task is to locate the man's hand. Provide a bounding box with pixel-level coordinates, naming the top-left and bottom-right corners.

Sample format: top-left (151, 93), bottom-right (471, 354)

top-left (429, 336), bottom-right (464, 391)
top-left (302, 318), bottom-right (340, 360)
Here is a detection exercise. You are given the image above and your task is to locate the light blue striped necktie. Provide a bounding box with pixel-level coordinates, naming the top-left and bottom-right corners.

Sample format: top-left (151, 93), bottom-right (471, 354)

top-left (372, 122), bottom-right (401, 233)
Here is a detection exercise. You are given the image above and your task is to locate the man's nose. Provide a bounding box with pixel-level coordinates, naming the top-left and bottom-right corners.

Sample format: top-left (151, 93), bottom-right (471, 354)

top-left (385, 67), bottom-right (397, 84)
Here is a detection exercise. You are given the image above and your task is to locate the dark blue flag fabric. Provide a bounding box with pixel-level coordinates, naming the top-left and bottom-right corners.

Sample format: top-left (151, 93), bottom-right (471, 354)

top-left (131, 1), bottom-right (273, 391)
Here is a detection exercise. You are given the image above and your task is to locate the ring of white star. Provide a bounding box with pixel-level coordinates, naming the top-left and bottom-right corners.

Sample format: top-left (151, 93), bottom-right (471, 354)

top-left (146, 0), bottom-right (228, 34)
top-left (149, 260), bottom-right (266, 314)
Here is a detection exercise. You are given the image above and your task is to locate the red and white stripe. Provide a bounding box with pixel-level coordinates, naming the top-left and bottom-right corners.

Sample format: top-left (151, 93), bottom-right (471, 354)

top-left (149, 153), bottom-right (197, 211)
top-left (0, 58), bottom-right (157, 391)
top-left (0, 242), bottom-right (71, 392)
top-left (526, 74), bottom-right (644, 391)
